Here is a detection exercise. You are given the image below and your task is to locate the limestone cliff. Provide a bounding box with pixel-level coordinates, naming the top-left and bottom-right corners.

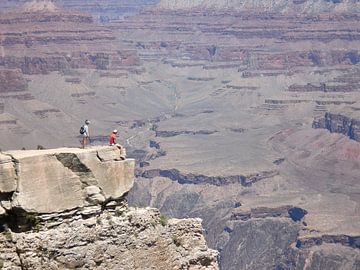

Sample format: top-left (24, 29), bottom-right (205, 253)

top-left (0, 146), bottom-right (218, 269)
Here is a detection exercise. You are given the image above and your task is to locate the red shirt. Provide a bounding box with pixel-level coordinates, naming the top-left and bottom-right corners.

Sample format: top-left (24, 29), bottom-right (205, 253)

top-left (109, 133), bottom-right (117, 145)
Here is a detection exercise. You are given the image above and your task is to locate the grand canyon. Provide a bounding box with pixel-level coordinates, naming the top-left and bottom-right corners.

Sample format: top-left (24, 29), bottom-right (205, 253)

top-left (0, 0), bottom-right (360, 269)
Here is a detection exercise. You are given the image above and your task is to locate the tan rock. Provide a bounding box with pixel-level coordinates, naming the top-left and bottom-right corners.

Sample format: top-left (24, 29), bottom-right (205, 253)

top-left (11, 153), bottom-right (84, 213)
top-left (0, 153), bottom-right (17, 193)
top-left (2, 146), bottom-right (135, 214)
top-left (4, 207), bottom-right (219, 270)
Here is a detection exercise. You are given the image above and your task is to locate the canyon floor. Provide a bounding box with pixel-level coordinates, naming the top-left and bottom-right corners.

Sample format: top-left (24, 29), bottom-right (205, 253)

top-left (0, 1), bottom-right (360, 269)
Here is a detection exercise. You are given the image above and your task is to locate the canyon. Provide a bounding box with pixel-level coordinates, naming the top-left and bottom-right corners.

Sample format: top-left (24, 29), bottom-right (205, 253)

top-left (0, 0), bottom-right (360, 269)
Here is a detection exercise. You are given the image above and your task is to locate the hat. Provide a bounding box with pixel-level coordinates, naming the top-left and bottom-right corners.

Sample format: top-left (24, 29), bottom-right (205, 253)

top-left (113, 129), bottom-right (118, 133)
top-left (85, 120), bottom-right (90, 124)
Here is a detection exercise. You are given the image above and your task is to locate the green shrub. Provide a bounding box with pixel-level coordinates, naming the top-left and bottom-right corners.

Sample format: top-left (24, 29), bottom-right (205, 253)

top-left (172, 235), bottom-right (182, 247)
top-left (159, 214), bottom-right (168, 226)
top-left (37, 145), bottom-right (45, 150)
top-left (2, 229), bottom-right (12, 241)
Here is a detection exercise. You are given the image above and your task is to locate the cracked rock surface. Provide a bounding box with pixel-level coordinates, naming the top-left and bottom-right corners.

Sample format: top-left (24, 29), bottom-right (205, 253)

top-left (0, 146), bottom-right (218, 269)
top-left (0, 204), bottom-right (218, 270)
top-left (0, 146), bottom-right (135, 213)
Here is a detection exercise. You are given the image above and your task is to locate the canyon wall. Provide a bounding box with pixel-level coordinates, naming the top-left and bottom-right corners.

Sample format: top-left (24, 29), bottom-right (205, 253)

top-left (313, 112), bottom-right (360, 142)
top-left (157, 0), bottom-right (360, 13)
top-left (0, 0), bottom-right (158, 19)
top-left (0, 2), bottom-right (140, 75)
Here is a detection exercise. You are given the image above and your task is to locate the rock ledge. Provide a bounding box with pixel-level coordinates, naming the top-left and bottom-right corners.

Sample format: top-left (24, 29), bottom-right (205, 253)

top-left (0, 146), bottom-right (135, 214)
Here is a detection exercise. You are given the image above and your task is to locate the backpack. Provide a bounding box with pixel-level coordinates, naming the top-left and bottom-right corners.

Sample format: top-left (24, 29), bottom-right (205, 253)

top-left (79, 125), bottom-right (86, 135)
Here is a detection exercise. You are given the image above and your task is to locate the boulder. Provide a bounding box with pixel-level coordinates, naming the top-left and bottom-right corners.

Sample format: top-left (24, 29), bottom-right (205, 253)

top-left (1, 146), bottom-right (135, 214)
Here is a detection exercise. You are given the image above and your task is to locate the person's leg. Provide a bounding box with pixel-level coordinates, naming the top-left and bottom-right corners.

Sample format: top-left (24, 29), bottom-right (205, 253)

top-left (117, 144), bottom-right (126, 160)
top-left (82, 136), bottom-right (87, 149)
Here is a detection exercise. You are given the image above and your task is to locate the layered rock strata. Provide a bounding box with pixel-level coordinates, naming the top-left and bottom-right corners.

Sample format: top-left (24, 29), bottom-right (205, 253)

top-left (157, 0), bottom-right (360, 13)
top-left (0, 1), bottom-right (140, 75)
top-left (111, 8), bottom-right (360, 74)
top-left (219, 206), bottom-right (360, 270)
top-left (0, 0), bottom-right (158, 19)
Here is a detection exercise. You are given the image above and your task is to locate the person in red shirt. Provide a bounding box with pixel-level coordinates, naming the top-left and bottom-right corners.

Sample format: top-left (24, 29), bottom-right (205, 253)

top-left (109, 129), bottom-right (126, 160)
top-left (109, 129), bottom-right (118, 145)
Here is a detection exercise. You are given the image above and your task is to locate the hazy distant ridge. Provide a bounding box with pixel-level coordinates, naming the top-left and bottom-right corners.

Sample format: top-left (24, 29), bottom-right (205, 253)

top-left (157, 0), bottom-right (360, 13)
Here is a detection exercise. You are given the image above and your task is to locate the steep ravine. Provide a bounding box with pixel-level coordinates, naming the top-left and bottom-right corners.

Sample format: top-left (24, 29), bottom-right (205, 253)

top-left (129, 179), bottom-right (360, 270)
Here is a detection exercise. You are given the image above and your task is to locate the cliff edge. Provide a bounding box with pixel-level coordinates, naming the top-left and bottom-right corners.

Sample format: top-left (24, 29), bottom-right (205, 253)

top-left (0, 146), bottom-right (135, 214)
top-left (0, 146), bottom-right (218, 269)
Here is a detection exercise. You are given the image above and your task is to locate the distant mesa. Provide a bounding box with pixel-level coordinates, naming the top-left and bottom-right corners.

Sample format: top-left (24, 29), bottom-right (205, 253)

top-left (20, 0), bottom-right (60, 13)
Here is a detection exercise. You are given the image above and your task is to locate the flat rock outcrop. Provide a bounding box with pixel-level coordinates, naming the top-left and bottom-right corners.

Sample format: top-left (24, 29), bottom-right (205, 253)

top-left (0, 146), bottom-right (219, 269)
top-left (0, 146), bottom-right (135, 214)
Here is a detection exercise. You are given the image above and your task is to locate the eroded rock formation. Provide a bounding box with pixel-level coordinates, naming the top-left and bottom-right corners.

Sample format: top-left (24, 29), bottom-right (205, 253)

top-left (0, 1), bottom-right (140, 75)
top-left (0, 146), bottom-right (135, 214)
top-left (0, 206), bottom-right (218, 269)
top-left (219, 207), bottom-right (360, 270)
top-left (0, 146), bottom-right (218, 269)
top-left (313, 112), bottom-right (360, 141)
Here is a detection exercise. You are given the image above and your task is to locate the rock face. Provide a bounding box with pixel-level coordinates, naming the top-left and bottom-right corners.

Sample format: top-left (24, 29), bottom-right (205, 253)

top-left (313, 112), bottom-right (360, 142)
top-left (1, 146), bottom-right (135, 213)
top-left (219, 207), bottom-right (360, 270)
top-left (0, 146), bottom-right (218, 269)
top-left (0, 70), bottom-right (28, 93)
top-left (0, 0), bottom-right (158, 19)
top-left (0, 206), bottom-right (218, 270)
top-left (0, 1), bottom-right (140, 75)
